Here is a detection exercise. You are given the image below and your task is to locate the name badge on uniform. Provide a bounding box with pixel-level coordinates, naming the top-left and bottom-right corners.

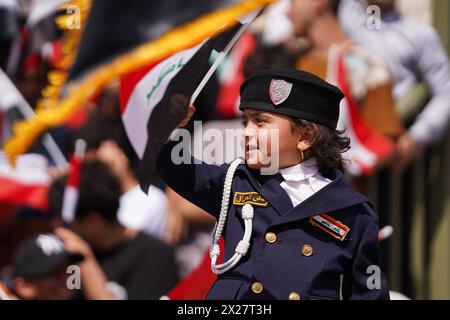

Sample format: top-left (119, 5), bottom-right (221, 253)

top-left (233, 192), bottom-right (268, 207)
top-left (309, 214), bottom-right (350, 241)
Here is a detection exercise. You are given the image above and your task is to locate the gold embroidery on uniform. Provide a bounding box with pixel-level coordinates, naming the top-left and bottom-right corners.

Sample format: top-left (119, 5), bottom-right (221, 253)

top-left (233, 192), bottom-right (268, 207)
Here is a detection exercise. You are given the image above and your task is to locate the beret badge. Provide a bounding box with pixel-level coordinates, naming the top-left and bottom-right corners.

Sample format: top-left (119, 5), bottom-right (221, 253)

top-left (269, 79), bottom-right (293, 106)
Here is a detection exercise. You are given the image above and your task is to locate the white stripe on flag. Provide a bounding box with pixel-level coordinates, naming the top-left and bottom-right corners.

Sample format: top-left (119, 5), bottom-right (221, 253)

top-left (26, 0), bottom-right (68, 27)
top-left (0, 0), bottom-right (18, 10)
top-left (0, 68), bottom-right (68, 167)
top-left (312, 215), bottom-right (346, 237)
top-left (122, 42), bottom-right (205, 159)
top-left (61, 186), bottom-right (78, 224)
top-left (0, 68), bottom-right (23, 111)
top-left (0, 153), bottom-right (50, 185)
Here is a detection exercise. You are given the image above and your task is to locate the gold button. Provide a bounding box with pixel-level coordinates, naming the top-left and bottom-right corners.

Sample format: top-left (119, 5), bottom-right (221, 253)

top-left (301, 244), bottom-right (314, 257)
top-left (265, 232), bottom-right (277, 243)
top-left (251, 282), bottom-right (263, 294)
top-left (288, 292), bottom-right (301, 300)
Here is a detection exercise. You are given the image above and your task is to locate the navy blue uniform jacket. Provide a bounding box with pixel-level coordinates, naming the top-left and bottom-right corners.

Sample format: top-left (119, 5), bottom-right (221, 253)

top-left (156, 141), bottom-right (390, 300)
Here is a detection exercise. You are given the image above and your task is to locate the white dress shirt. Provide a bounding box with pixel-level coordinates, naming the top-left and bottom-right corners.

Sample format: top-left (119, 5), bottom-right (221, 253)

top-left (278, 158), bottom-right (332, 207)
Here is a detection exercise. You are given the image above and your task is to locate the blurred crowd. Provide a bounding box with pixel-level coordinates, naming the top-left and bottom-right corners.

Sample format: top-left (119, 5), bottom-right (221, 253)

top-left (0, 0), bottom-right (449, 300)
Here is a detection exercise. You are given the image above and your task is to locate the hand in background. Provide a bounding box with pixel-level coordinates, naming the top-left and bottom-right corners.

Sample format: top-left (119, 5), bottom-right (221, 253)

top-left (54, 227), bottom-right (94, 260)
top-left (393, 133), bottom-right (423, 172)
top-left (163, 208), bottom-right (189, 246)
top-left (97, 140), bottom-right (137, 192)
top-left (54, 227), bottom-right (114, 300)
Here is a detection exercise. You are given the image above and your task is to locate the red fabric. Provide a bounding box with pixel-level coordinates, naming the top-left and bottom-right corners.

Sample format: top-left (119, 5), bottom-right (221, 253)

top-left (119, 62), bottom-right (160, 114)
top-left (337, 55), bottom-right (394, 175)
top-left (167, 238), bottom-right (225, 300)
top-left (66, 109), bottom-right (89, 130)
top-left (0, 176), bottom-right (49, 212)
top-left (23, 54), bottom-right (41, 71)
top-left (66, 154), bottom-right (82, 188)
top-left (49, 40), bottom-right (64, 69)
top-left (216, 33), bottom-right (256, 119)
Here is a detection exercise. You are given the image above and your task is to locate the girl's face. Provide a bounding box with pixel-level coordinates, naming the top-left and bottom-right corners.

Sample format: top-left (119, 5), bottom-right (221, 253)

top-left (241, 109), bottom-right (310, 171)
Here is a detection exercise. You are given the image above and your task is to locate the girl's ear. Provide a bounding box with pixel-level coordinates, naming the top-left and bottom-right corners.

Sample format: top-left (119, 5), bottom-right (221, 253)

top-left (295, 126), bottom-right (314, 152)
top-left (297, 139), bottom-right (312, 153)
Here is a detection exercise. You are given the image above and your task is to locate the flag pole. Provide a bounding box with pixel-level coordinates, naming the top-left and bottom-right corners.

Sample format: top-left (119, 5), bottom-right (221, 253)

top-left (190, 9), bottom-right (261, 105)
top-left (0, 68), bottom-right (68, 167)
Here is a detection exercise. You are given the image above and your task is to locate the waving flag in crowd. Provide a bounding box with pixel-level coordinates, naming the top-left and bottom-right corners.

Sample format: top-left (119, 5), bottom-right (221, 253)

top-left (0, 152), bottom-right (50, 212)
top-left (327, 47), bottom-right (394, 176)
top-left (0, 67), bottom-right (67, 166)
top-left (119, 13), bottom-right (259, 193)
top-left (61, 139), bottom-right (85, 223)
top-left (3, 0), bottom-right (275, 163)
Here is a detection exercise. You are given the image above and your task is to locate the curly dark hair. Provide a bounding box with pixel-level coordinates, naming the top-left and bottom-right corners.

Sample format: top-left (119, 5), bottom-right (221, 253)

top-left (291, 118), bottom-right (350, 174)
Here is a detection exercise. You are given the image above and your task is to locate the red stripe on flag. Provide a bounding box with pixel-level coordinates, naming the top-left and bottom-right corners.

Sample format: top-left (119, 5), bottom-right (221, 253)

top-left (0, 176), bottom-right (49, 211)
top-left (119, 62), bottom-right (160, 114)
top-left (337, 55), bottom-right (394, 161)
top-left (216, 33), bottom-right (256, 119)
top-left (66, 154), bottom-right (82, 188)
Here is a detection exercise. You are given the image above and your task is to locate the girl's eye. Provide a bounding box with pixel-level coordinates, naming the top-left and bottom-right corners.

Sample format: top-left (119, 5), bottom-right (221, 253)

top-left (241, 120), bottom-right (248, 127)
top-left (256, 119), bottom-right (266, 126)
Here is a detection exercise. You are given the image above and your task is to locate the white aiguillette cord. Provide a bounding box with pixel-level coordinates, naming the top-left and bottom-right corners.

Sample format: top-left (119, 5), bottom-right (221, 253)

top-left (210, 157), bottom-right (254, 274)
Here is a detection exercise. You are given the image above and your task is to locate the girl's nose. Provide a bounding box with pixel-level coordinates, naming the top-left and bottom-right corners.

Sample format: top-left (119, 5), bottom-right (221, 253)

top-left (243, 124), bottom-right (256, 138)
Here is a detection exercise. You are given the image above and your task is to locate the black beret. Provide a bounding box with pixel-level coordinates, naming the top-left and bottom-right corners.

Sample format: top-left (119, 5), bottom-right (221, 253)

top-left (239, 68), bottom-right (345, 129)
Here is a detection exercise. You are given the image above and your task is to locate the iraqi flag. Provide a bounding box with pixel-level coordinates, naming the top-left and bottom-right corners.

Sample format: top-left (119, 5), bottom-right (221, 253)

top-left (61, 139), bottom-right (86, 223)
top-left (119, 14), bottom-right (259, 193)
top-left (3, 0), bottom-right (275, 163)
top-left (0, 67), bottom-right (67, 166)
top-left (327, 47), bottom-right (394, 176)
top-left (0, 151), bottom-right (50, 212)
top-left (67, 0), bottom-right (271, 83)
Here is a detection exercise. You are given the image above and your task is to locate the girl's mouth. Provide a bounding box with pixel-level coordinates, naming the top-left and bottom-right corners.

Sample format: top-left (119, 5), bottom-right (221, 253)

top-left (246, 144), bottom-right (258, 152)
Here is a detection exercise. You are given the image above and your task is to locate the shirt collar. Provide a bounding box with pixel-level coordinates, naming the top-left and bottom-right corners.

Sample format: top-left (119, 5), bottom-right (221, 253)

top-left (278, 158), bottom-right (319, 182)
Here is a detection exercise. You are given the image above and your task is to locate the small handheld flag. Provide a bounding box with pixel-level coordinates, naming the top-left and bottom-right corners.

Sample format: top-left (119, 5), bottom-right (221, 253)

top-left (61, 139), bottom-right (86, 223)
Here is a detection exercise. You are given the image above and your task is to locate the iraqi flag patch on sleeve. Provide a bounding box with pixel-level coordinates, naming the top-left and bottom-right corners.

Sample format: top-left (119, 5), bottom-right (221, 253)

top-left (309, 214), bottom-right (350, 241)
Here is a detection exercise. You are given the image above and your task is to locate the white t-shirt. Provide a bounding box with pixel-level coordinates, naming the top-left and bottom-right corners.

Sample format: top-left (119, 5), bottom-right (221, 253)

top-left (117, 185), bottom-right (167, 240)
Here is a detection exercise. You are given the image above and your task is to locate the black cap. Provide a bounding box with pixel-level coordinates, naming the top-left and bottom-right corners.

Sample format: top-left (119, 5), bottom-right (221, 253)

top-left (13, 234), bottom-right (84, 279)
top-left (239, 68), bottom-right (345, 129)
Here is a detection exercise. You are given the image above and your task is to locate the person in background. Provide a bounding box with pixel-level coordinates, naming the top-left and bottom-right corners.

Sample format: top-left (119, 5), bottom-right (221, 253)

top-left (97, 140), bottom-right (167, 240)
top-left (50, 160), bottom-right (179, 299)
top-left (72, 87), bottom-right (168, 240)
top-left (287, 0), bottom-right (404, 142)
top-left (0, 233), bottom-right (83, 300)
top-left (338, 0), bottom-right (450, 169)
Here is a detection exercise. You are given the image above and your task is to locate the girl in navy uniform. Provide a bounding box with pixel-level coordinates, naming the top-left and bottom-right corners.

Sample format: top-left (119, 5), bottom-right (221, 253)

top-left (156, 68), bottom-right (390, 300)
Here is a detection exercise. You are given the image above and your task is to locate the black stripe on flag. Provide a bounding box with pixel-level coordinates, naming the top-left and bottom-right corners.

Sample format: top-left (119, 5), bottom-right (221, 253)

top-left (134, 25), bottom-right (244, 193)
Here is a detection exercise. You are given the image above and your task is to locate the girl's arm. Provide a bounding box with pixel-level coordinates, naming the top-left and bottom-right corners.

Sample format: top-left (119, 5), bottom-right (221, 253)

top-left (155, 139), bottom-right (228, 218)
